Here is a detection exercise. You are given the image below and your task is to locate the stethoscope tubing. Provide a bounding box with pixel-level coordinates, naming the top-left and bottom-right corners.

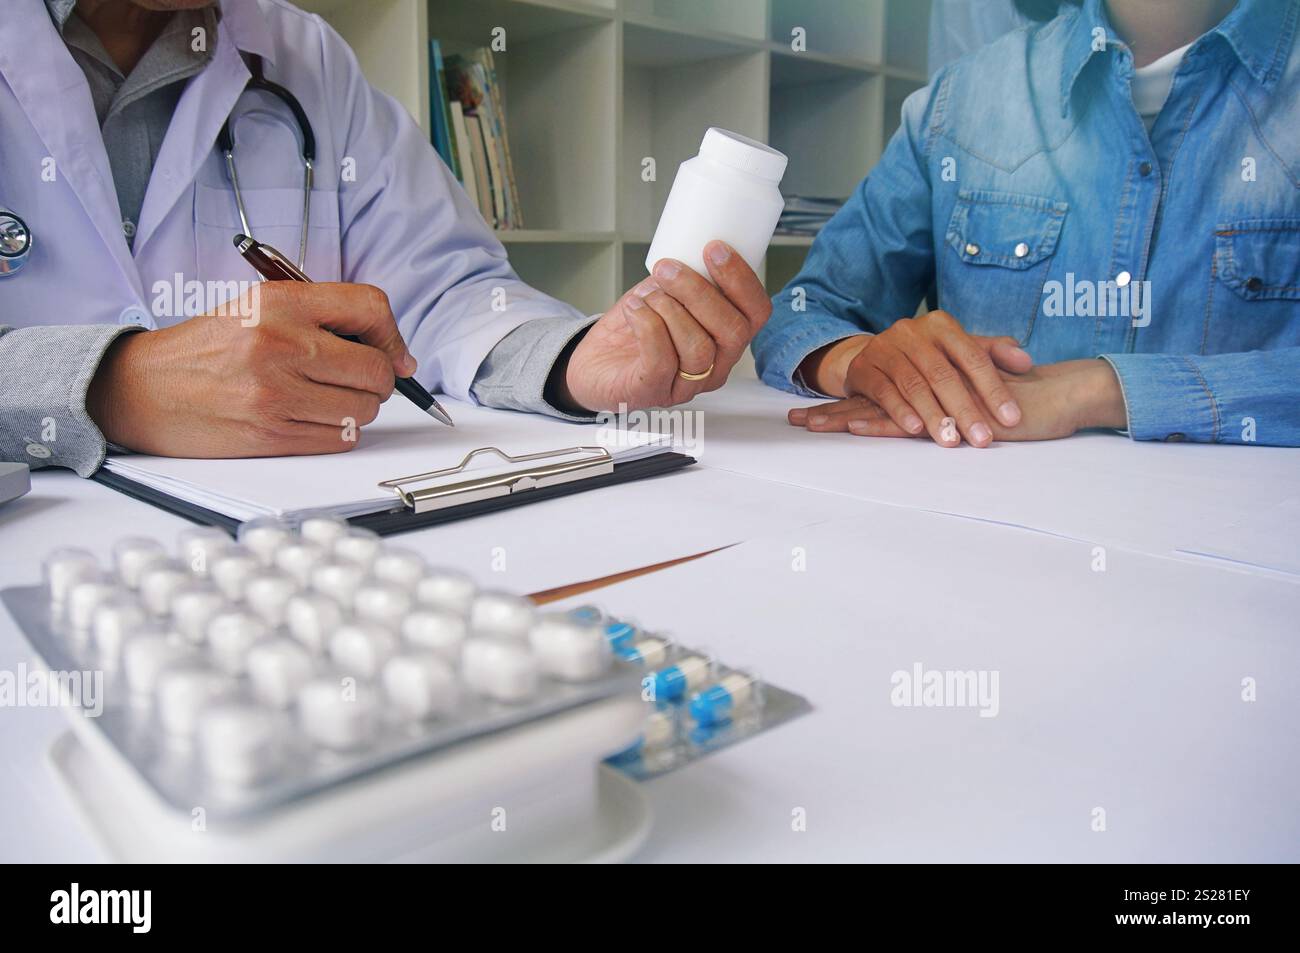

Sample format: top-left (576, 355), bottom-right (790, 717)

top-left (0, 56), bottom-right (313, 279)
top-left (219, 54), bottom-right (315, 272)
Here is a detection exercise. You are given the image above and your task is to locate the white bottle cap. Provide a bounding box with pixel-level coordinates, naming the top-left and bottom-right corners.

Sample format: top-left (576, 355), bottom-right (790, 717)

top-left (699, 127), bottom-right (787, 182)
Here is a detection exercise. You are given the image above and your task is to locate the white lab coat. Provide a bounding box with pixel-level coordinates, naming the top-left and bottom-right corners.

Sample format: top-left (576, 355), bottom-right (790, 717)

top-left (0, 0), bottom-right (584, 400)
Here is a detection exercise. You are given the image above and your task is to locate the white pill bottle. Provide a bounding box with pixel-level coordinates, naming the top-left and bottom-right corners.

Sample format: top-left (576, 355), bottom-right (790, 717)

top-left (645, 127), bottom-right (787, 281)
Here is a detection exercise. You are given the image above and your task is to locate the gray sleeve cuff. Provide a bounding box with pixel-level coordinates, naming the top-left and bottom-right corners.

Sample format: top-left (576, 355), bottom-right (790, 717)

top-left (0, 324), bottom-right (139, 477)
top-left (470, 314), bottom-right (599, 421)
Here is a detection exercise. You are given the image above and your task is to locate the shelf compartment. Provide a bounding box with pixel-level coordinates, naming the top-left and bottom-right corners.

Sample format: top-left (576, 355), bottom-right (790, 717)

top-left (621, 48), bottom-right (768, 242)
top-left (771, 70), bottom-right (881, 200)
top-left (507, 240), bottom-right (617, 316)
top-left (770, 0), bottom-right (884, 64)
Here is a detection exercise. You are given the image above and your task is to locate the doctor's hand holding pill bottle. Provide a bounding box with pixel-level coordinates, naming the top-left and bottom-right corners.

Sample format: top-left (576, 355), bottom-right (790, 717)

top-left (555, 129), bottom-right (786, 413)
top-left (85, 282), bottom-right (415, 458)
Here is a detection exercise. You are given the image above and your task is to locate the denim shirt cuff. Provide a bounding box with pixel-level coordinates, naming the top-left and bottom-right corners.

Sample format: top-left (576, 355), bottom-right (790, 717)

top-left (1100, 353), bottom-right (1220, 443)
top-left (757, 319), bottom-right (869, 398)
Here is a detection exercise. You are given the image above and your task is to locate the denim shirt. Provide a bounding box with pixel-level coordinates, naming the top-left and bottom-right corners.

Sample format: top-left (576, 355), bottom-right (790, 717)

top-left (755, 0), bottom-right (1300, 446)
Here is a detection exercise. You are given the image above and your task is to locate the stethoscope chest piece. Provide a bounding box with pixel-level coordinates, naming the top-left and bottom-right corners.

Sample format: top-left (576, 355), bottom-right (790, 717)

top-left (0, 208), bottom-right (31, 277)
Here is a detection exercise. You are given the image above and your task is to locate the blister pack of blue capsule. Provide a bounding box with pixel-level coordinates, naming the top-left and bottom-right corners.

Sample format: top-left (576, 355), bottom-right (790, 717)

top-left (565, 606), bottom-right (814, 781)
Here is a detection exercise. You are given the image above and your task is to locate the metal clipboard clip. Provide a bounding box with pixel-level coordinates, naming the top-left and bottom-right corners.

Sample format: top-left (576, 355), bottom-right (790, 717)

top-left (377, 445), bottom-right (614, 514)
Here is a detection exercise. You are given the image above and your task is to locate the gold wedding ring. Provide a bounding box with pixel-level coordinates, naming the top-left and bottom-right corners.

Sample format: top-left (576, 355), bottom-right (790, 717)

top-left (678, 363), bottom-right (715, 382)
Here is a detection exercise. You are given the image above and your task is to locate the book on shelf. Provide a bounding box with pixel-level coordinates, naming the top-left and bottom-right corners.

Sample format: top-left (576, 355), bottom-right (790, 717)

top-left (430, 43), bottom-right (523, 230)
top-left (463, 113), bottom-right (495, 223)
top-left (427, 40), bottom-right (460, 181)
top-left (448, 101), bottom-right (479, 217)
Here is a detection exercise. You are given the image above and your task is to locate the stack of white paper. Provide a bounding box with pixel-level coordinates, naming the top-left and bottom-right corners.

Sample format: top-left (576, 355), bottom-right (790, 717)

top-left (102, 398), bottom-right (675, 523)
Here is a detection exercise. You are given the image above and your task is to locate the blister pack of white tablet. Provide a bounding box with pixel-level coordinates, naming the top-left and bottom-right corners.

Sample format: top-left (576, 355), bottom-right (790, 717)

top-left (1, 518), bottom-right (810, 824)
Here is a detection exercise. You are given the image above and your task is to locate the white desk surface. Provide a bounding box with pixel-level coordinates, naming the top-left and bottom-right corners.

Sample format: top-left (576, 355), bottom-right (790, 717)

top-left (1, 378), bottom-right (1296, 862)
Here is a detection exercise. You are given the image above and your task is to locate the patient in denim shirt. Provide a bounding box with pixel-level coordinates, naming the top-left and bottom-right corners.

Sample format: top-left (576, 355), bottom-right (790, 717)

top-left (759, 0), bottom-right (1300, 447)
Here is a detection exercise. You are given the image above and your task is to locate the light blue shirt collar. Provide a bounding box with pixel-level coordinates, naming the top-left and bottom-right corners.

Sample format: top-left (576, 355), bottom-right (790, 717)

top-left (1060, 0), bottom-right (1298, 116)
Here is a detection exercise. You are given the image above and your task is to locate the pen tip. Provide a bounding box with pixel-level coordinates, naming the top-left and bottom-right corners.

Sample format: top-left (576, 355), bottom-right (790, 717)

top-left (426, 402), bottom-right (455, 427)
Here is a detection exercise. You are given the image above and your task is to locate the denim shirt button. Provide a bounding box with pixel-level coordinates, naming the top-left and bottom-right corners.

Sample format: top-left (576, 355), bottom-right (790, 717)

top-left (965, 242), bottom-right (980, 256)
top-left (1139, 161), bottom-right (1153, 176)
top-left (1116, 270), bottom-right (1132, 287)
top-left (1014, 242), bottom-right (1029, 258)
top-left (1246, 276), bottom-right (1264, 293)
top-left (1165, 433), bottom-right (1186, 442)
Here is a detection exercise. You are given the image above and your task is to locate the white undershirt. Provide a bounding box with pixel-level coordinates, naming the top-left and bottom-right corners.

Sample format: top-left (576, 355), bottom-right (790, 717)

top-left (1131, 42), bottom-right (1193, 131)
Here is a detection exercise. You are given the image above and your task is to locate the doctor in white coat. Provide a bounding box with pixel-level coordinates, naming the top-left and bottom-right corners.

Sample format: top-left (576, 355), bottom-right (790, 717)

top-left (0, 0), bottom-right (770, 475)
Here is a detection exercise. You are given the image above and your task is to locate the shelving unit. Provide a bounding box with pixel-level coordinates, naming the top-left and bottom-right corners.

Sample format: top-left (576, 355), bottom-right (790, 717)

top-left (297, 0), bottom-right (930, 336)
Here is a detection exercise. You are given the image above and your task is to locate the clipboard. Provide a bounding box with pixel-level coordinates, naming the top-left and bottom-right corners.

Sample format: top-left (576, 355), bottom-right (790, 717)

top-left (91, 445), bottom-right (696, 538)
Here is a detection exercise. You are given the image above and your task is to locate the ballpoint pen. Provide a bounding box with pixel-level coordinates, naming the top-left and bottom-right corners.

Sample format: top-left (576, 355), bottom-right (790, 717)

top-left (232, 233), bottom-right (454, 427)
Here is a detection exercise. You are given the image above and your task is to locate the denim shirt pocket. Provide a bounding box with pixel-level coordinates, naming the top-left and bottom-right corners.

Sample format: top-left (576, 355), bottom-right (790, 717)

top-left (1208, 220), bottom-right (1300, 352)
top-left (942, 190), bottom-right (1068, 343)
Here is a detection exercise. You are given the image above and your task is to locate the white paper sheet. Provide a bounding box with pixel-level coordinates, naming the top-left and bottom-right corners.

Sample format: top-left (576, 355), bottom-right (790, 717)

top-left (368, 465), bottom-right (886, 593)
top-left (556, 505), bottom-right (1300, 862)
top-left (1175, 497), bottom-right (1300, 575)
top-left (683, 379), bottom-right (1300, 564)
top-left (102, 398), bottom-right (672, 522)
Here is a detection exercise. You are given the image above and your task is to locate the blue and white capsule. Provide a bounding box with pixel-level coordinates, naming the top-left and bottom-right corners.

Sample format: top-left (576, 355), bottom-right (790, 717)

top-left (566, 605), bottom-right (604, 624)
top-left (689, 672), bottom-right (761, 727)
top-left (603, 620), bottom-right (638, 651)
top-left (617, 636), bottom-right (671, 668)
top-left (611, 708), bottom-right (677, 762)
top-left (649, 654), bottom-right (712, 703)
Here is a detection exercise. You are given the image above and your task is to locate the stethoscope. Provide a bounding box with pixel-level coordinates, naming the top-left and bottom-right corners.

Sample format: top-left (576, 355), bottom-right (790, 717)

top-left (0, 207), bottom-right (29, 277)
top-left (0, 54), bottom-right (314, 280)
top-left (219, 53), bottom-right (316, 271)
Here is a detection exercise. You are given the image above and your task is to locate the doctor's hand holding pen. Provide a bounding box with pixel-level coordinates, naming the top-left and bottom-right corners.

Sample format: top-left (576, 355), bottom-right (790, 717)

top-left (85, 282), bottom-right (413, 458)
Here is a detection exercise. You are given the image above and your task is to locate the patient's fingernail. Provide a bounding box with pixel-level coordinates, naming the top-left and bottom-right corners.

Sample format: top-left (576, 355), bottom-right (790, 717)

top-left (903, 413), bottom-right (924, 433)
top-left (971, 422), bottom-right (992, 445)
top-left (706, 242), bottom-right (732, 266)
top-left (635, 278), bottom-right (659, 298)
top-left (624, 294), bottom-right (645, 310)
top-left (998, 401), bottom-right (1021, 426)
top-left (810, 415), bottom-right (828, 426)
top-left (1011, 347), bottom-right (1030, 360)
top-left (848, 420), bottom-right (872, 434)
top-left (789, 408), bottom-right (808, 423)
top-left (653, 259), bottom-right (681, 280)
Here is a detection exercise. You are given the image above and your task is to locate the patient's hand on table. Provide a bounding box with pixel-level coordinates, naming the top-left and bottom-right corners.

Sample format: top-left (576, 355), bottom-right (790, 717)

top-left (555, 240), bottom-right (770, 413)
top-left (789, 359), bottom-right (1129, 444)
top-left (795, 310), bottom-right (1035, 448)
